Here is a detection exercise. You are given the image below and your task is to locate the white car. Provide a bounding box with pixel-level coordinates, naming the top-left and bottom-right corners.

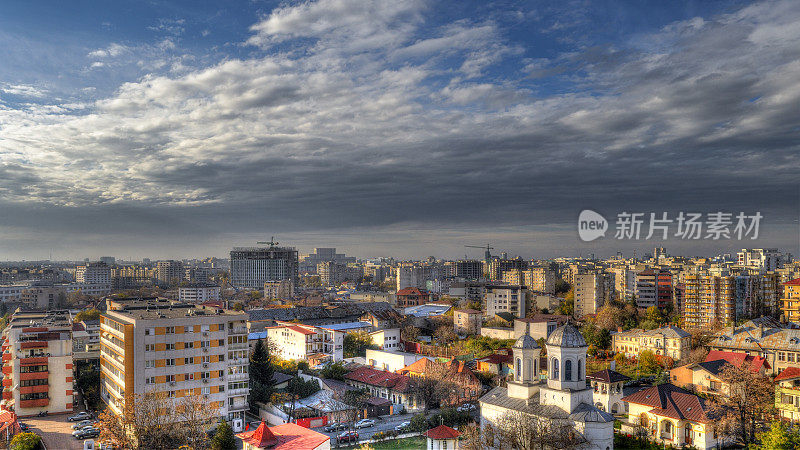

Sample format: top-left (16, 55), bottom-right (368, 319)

top-left (354, 419), bottom-right (375, 429)
top-left (394, 421), bottom-right (411, 431)
top-left (457, 403), bottom-right (477, 412)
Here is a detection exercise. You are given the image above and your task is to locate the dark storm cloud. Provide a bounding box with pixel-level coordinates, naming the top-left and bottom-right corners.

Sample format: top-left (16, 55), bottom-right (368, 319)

top-left (0, 0), bottom-right (798, 259)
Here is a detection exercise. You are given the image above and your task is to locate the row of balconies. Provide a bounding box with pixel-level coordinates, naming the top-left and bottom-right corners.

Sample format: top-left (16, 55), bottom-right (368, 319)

top-left (19, 398), bottom-right (49, 408)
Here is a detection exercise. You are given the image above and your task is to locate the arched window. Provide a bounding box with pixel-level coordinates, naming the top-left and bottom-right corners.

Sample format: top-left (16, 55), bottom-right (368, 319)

top-left (565, 359), bottom-right (572, 381)
top-left (516, 358), bottom-right (521, 380)
top-left (577, 359), bottom-right (583, 380)
top-left (552, 358), bottom-right (559, 380)
top-left (528, 359), bottom-right (533, 380)
top-left (534, 359), bottom-right (538, 377)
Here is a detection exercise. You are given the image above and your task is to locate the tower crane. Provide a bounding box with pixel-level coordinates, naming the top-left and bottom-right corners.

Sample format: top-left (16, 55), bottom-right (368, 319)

top-left (465, 244), bottom-right (494, 264)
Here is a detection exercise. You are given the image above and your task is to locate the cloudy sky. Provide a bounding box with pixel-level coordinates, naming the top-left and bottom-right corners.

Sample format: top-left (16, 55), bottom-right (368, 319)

top-left (0, 0), bottom-right (798, 261)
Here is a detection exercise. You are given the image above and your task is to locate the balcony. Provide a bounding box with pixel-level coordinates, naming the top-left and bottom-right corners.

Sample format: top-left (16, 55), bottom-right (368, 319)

top-left (227, 372), bottom-right (248, 382)
top-left (20, 341), bottom-right (47, 350)
top-left (19, 371), bottom-right (48, 381)
top-left (2, 391), bottom-right (11, 400)
top-left (227, 388), bottom-right (249, 397)
top-left (1, 366), bottom-right (10, 376)
top-left (20, 356), bottom-right (48, 366)
top-left (229, 327), bottom-right (248, 335)
top-left (20, 385), bottom-right (49, 395)
top-left (19, 398), bottom-right (49, 408)
top-left (1, 353), bottom-right (11, 363)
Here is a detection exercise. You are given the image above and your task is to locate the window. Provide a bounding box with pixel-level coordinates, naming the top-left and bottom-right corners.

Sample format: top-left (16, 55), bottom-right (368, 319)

top-left (166, 343), bottom-right (175, 351)
top-left (201, 387), bottom-right (210, 395)
top-left (552, 358), bottom-right (559, 380)
top-left (145, 360), bottom-right (155, 369)
top-left (145, 377), bottom-right (155, 385)
top-left (166, 358), bottom-right (175, 366)
top-left (789, 353), bottom-right (795, 363)
top-left (166, 327), bottom-right (175, 334)
top-left (202, 355), bottom-right (211, 364)
top-left (516, 358), bottom-right (521, 379)
top-left (578, 359), bottom-right (583, 380)
top-left (145, 344), bottom-right (155, 352)
top-left (565, 360), bottom-right (572, 381)
top-left (779, 352), bottom-right (786, 362)
top-left (145, 328), bottom-right (154, 336)
top-left (184, 357), bottom-right (192, 365)
top-left (166, 375), bottom-right (175, 383)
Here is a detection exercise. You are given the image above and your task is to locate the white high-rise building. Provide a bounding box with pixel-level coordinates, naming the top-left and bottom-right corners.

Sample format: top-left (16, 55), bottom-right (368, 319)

top-left (737, 248), bottom-right (785, 272)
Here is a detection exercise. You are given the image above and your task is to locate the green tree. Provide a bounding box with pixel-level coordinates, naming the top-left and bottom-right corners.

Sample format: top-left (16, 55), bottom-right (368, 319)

top-left (755, 422), bottom-right (800, 449)
top-left (10, 432), bottom-right (42, 450)
top-left (320, 362), bottom-right (348, 381)
top-left (249, 339), bottom-right (275, 408)
top-left (211, 420), bottom-right (237, 450)
top-left (343, 330), bottom-right (378, 358)
top-left (645, 306), bottom-right (662, 324)
top-left (638, 350), bottom-right (660, 374)
top-left (74, 308), bottom-right (101, 323)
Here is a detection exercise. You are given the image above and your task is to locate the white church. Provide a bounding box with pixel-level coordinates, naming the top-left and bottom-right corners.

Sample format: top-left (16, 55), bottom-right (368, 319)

top-left (479, 323), bottom-right (614, 449)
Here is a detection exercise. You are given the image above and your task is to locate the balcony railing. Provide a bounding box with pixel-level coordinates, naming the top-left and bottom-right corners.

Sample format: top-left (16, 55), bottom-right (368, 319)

top-left (19, 398), bottom-right (49, 408)
top-left (227, 372), bottom-right (248, 382)
top-left (227, 388), bottom-right (249, 397)
top-left (229, 327), bottom-right (248, 335)
top-left (20, 356), bottom-right (48, 366)
top-left (20, 385), bottom-right (49, 395)
top-left (19, 371), bottom-right (49, 381)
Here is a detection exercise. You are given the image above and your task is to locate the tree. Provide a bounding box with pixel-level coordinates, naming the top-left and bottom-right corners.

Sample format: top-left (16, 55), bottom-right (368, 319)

top-left (97, 391), bottom-right (216, 450)
top-left (320, 361), bottom-right (348, 381)
top-left (401, 323), bottom-right (419, 342)
top-left (339, 388), bottom-right (371, 425)
top-left (594, 304), bottom-right (624, 331)
top-left (645, 306), bottom-right (662, 324)
top-left (74, 308), bottom-right (101, 322)
top-left (249, 338), bottom-right (275, 408)
top-left (710, 363), bottom-right (774, 446)
top-left (755, 422), bottom-right (800, 449)
top-left (638, 350), bottom-right (660, 374)
top-left (211, 420), bottom-right (237, 450)
top-left (407, 362), bottom-right (458, 414)
top-left (10, 432), bottom-right (42, 450)
top-left (580, 323), bottom-right (611, 349)
top-left (343, 330), bottom-right (377, 358)
top-left (433, 325), bottom-right (458, 345)
top-left (485, 412), bottom-right (585, 450)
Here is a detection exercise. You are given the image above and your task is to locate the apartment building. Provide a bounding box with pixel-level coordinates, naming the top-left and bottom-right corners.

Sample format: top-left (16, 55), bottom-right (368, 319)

top-left (446, 260), bottom-right (484, 280)
top-left (488, 258), bottom-right (528, 281)
top-left (453, 309), bottom-right (482, 335)
top-left (156, 260), bottom-right (185, 286)
top-left (635, 269), bottom-right (673, 310)
top-left (737, 248), bottom-right (785, 272)
top-left (263, 280), bottom-right (294, 300)
top-left (230, 246), bottom-right (299, 289)
top-left (0, 311), bottom-right (74, 416)
top-left (100, 299), bottom-right (249, 422)
top-left (574, 272), bottom-right (609, 318)
top-left (20, 285), bottom-right (66, 309)
top-left (524, 267), bottom-right (556, 294)
top-left (76, 262), bottom-right (111, 286)
top-left (178, 283), bottom-right (221, 303)
top-left (0, 283), bottom-right (29, 303)
top-left (261, 321), bottom-right (395, 363)
top-left (682, 274), bottom-right (735, 328)
top-left (395, 287), bottom-right (431, 307)
top-left (612, 326), bottom-right (691, 361)
top-left (612, 266), bottom-right (637, 301)
top-left (484, 285), bottom-right (527, 319)
top-left (782, 278), bottom-right (800, 323)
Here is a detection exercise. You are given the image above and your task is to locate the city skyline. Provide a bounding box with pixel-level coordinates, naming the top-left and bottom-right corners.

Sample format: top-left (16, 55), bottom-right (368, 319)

top-left (1, 0), bottom-right (798, 260)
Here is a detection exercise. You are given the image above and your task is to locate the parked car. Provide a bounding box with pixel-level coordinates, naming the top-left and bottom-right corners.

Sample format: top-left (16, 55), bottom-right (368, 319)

top-left (17, 423), bottom-right (28, 431)
top-left (336, 430), bottom-right (359, 443)
top-left (354, 419), bottom-right (375, 429)
top-left (324, 423), bottom-right (348, 433)
top-left (394, 421), bottom-right (411, 431)
top-left (69, 412), bottom-right (93, 422)
top-left (72, 420), bottom-right (95, 430)
top-left (457, 403), bottom-right (477, 412)
top-left (74, 427), bottom-right (100, 439)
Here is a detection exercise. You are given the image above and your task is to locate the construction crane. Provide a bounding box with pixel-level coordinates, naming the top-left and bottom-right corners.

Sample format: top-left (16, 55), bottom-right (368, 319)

top-left (257, 237), bottom-right (279, 247)
top-left (465, 244), bottom-right (494, 264)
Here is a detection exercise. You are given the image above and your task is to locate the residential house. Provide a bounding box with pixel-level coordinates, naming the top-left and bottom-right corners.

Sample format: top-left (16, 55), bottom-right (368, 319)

top-left (476, 349), bottom-right (513, 376)
top-left (774, 367), bottom-right (800, 423)
top-left (237, 421), bottom-right (330, 450)
top-left (707, 318), bottom-right (800, 375)
top-left (669, 350), bottom-right (769, 397)
top-left (621, 384), bottom-right (720, 449)
top-left (396, 287), bottom-right (431, 307)
top-left (612, 326), bottom-right (691, 361)
top-left (425, 425), bottom-right (461, 450)
top-left (398, 358), bottom-right (483, 406)
top-left (453, 309), bottom-right (482, 335)
top-left (344, 366), bottom-right (422, 413)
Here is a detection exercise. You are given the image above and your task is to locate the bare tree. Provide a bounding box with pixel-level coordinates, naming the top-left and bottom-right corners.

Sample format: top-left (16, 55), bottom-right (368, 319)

top-left (709, 363), bottom-right (774, 446)
top-left (407, 361), bottom-right (459, 413)
top-left (97, 391), bottom-right (218, 449)
top-left (483, 412), bottom-right (585, 450)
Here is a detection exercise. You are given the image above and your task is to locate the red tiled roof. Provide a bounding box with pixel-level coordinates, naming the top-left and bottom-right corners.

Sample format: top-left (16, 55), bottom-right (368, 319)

top-left (776, 366), bottom-right (800, 381)
top-left (285, 325), bottom-right (316, 335)
top-left (237, 422), bottom-right (329, 449)
top-left (622, 384), bottom-right (713, 423)
top-left (237, 421), bottom-right (277, 448)
top-left (345, 367), bottom-right (412, 393)
top-left (784, 278), bottom-right (800, 286)
top-left (424, 425), bottom-right (461, 439)
top-left (705, 350), bottom-right (770, 372)
top-left (397, 287), bottom-right (428, 296)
